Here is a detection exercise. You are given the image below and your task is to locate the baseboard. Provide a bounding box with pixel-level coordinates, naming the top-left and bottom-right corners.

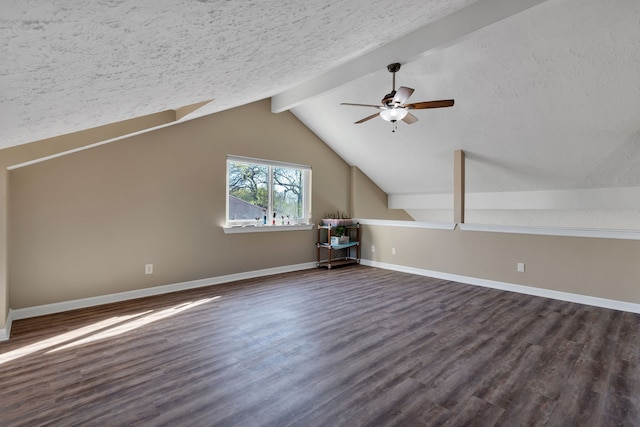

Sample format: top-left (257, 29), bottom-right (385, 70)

top-left (8, 262), bottom-right (317, 326)
top-left (361, 259), bottom-right (640, 314)
top-left (4, 259), bottom-right (637, 341)
top-left (0, 310), bottom-right (13, 341)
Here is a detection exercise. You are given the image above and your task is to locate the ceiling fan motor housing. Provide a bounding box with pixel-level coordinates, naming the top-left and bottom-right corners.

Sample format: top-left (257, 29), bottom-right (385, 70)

top-left (382, 91), bottom-right (396, 106)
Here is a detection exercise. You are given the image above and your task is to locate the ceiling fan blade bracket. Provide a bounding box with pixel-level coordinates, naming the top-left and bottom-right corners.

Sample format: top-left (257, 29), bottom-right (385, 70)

top-left (393, 86), bottom-right (414, 106)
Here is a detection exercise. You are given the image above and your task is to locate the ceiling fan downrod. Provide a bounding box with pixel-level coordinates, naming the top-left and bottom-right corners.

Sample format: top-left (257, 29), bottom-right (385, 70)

top-left (384, 63), bottom-right (402, 105)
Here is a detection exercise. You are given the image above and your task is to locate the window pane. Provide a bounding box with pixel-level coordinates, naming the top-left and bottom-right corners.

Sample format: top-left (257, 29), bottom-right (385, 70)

top-left (226, 156), bottom-right (310, 225)
top-left (272, 167), bottom-right (303, 219)
top-left (228, 162), bottom-right (268, 221)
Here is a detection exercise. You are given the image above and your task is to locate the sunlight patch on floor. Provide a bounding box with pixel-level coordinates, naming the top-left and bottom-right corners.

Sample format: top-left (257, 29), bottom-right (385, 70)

top-left (0, 312), bottom-right (151, 365)
top-left (47, 297), bottom-right (219, 352)
top-left (0, 296), bottom-right (220, 364)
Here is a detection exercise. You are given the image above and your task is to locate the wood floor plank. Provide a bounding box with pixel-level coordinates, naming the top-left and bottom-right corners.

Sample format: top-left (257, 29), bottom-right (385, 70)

top-left (1, 266), bottom-right (638, 426)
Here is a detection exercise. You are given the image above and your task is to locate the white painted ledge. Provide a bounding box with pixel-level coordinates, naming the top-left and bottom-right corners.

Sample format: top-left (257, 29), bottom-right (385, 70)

top-left (355, 218), bottom-right (640, 240)
top-left (355, 218), bottom-right (456, 230)
top-left (222, 223), bottom-right (314, 234)
top-left (390, 186), bottom-right (640, 210)
top-left (458, 223), bottom-right (640, 240)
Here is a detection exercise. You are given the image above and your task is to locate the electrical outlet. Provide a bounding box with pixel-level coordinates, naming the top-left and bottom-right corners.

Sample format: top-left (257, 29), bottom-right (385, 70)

top-left (517, 262), bottom-right (525, 273)
top-left (145, 264), bottom-right (153, 275)
top-left (391, 248), bottom-right (396, 255)
top-left (371, 245), bottom-right (376, 253)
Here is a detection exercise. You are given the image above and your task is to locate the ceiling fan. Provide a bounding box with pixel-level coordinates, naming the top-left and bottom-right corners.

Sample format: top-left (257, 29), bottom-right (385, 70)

top-left (341, 63), bottom-right (454, 131)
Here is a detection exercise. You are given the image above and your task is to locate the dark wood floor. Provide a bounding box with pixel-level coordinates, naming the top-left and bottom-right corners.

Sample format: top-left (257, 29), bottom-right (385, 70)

top-left (1, 266), bottom-right (638, 426)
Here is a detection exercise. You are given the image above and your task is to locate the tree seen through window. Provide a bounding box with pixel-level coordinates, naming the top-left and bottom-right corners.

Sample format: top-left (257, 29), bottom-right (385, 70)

top-left (227, 159), bottom-right (308, 223)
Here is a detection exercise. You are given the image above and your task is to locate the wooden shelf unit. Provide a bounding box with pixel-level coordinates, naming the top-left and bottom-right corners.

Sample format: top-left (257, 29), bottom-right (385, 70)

top-left (316, 223), bottom-right (360, 269)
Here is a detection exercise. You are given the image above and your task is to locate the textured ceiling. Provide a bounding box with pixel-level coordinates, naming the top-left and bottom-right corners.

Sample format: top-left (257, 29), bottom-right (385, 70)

top-left (0, 0), bottom-right (473, 149)
top-left (2, 0), bottom-right (639, 199)
top-left (292, 0), bottom-right (640, 194)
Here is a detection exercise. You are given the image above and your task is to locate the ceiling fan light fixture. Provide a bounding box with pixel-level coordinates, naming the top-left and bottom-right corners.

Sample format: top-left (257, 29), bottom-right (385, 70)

top-left (379, 108), bottom-right (408, 122)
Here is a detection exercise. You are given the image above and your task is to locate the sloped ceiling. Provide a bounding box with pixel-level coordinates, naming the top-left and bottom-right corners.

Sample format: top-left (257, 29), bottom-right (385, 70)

top-left (2, 0), bottom-right (640, 207)
top-left (0, 0), bottom-right (474, 148)
top-left (289, 0), bottom-right (640, 197)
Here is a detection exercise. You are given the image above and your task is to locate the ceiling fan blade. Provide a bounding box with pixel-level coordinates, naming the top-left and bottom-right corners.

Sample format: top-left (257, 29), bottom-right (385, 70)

top-left (405, 99), bottom-right (455, 109)
top-left (341, 103), bottom-right (383, 109)
top-left (392, 86), bottom-right (414, 105)
top-left (402, 112), bottom-right (419, 124)
top-left (354, 112), bottom-right (381, 124)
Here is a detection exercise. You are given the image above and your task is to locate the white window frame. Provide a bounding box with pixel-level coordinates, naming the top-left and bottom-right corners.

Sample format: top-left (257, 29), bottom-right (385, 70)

top-left (226, 155), bottom-right (312, 227)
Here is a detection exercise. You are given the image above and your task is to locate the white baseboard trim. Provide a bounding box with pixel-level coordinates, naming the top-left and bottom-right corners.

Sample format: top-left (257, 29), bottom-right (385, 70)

top-left (4, 258), bottom-right (637, 340)
top-left (7, 262), bottom-right (317, 327)
top-left (0, 309), bottom-right (13, 341)
top-left (361, 259), bottom-right (640, 314)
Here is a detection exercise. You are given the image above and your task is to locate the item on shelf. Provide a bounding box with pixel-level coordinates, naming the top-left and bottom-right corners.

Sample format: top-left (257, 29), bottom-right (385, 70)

top-left (316, 222), bottom-right (360, 269)
top-left (322, 218), bottom-right (354, 227)
top-left (321, 211), bottom-right (353, 227)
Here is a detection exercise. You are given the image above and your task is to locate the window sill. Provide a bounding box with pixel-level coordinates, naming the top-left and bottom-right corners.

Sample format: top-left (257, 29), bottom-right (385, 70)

top-left (222, 223), bottom-right (315, 234)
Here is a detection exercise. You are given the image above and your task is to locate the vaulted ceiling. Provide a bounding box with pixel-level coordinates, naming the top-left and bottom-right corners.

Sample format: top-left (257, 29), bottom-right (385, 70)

top-left (287, 0), bottom-right (640, 197)
top-left (2, 0), bottom-right (639, 207)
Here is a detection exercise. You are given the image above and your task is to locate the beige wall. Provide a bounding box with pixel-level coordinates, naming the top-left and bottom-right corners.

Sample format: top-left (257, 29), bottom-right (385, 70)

top-left (351, 166), bottom-right (412, 221)
top-left (7, 100), bottom-right (399, 309)
top-left (0, 109), bottom-right (185, 324)
top-left (361, 225), bottom-right (640, 304)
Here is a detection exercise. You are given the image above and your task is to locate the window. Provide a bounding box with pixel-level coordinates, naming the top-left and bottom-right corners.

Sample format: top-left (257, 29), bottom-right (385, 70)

top-left (226, 155), bottom-right (311, 226)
